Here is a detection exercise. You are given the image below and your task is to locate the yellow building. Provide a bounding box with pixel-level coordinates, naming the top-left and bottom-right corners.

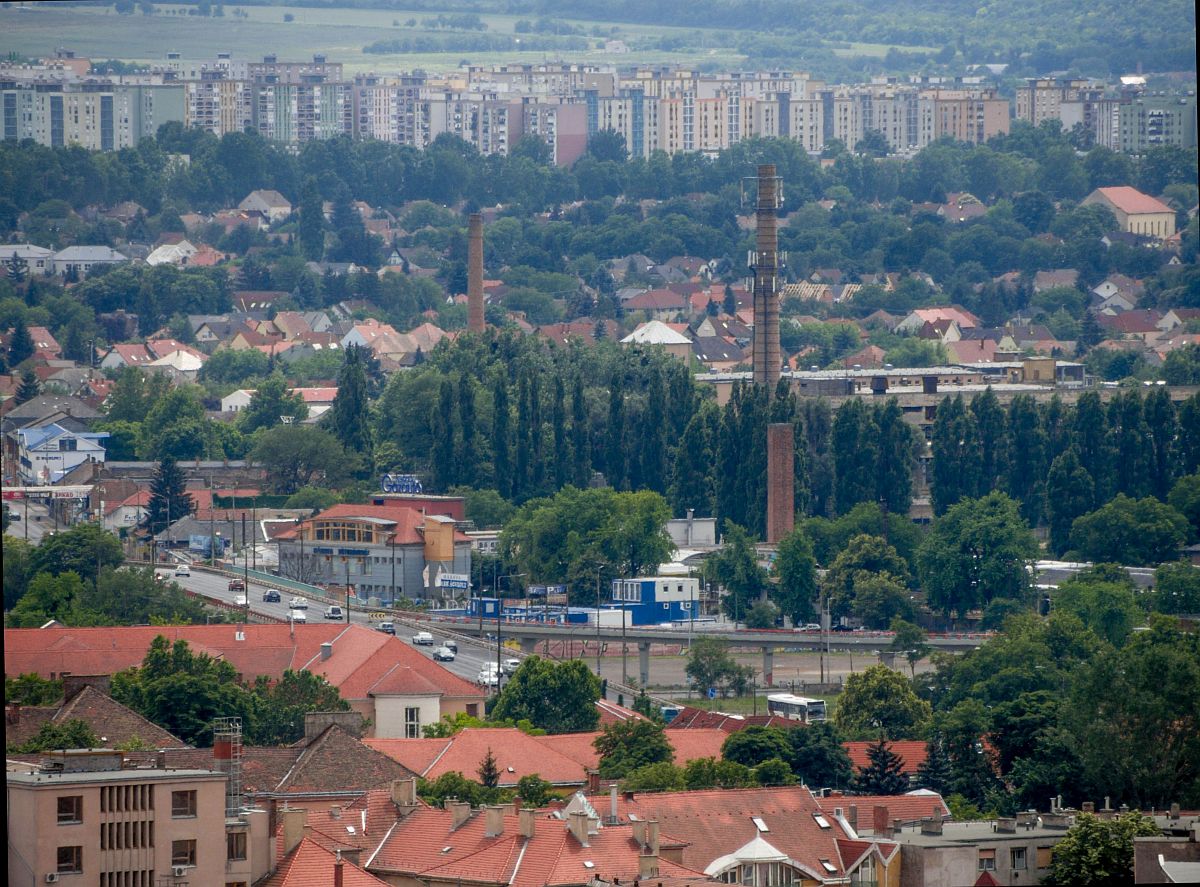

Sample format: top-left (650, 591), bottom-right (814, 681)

top-left (1083, 186), bottom-right (1177, 238)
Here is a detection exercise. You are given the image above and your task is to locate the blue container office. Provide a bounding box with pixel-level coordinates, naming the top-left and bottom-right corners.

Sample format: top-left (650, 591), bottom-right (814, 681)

top-left (611, 576), bottom-right (700, 625)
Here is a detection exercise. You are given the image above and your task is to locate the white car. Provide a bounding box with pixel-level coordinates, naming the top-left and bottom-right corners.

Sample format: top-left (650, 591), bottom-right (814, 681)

top-left (235, 595), bottom-right (248, 607)
top-left (477, 668), bottom-right (499, 687)
top-left (289, 609), bottom-right (308, 623)
top-left (501, 658), bottom-right (521, 675)
top-left (174, 564), bottom-right (190, 577)
top-left (289, 597), bottom-right (308, 610)
top-left (412, 631), bottom-right (434, 645)
top-left (324, 606), bottom-right (343, 620)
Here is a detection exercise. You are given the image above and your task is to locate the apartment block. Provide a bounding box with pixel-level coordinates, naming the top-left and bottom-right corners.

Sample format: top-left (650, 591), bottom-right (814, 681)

top-left (6, 749), bottom-right (269, 887)
top-left (1, 81), bottom-right (184, 149)
top-left (1117, 94), bottom-right (1198, 152)
top-left (184, 73), bottom-right (253, 137)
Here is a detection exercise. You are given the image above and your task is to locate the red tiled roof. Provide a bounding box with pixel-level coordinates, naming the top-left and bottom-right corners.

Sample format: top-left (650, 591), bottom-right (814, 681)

top-left (263, 837), bottom-right (392, 887)
top-left (844, 741), bottom-right (928, 775)
top-left (274, 504), bottom-right (470, 545)
top-left (301, 789), bottom-right (406, 856)
top-left (821, 791), bottom-right (949, 826)
top-left (368, 728), bottom-right (591, 786)
top-left (663, 728), bottom-right (730, 764)
top-left (1092, 186), bottom-right (1174, 216)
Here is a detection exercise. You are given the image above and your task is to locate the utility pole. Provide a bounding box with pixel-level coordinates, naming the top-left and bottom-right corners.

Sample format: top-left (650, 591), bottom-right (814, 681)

top-left (242, 510), bottom-right (249, 623)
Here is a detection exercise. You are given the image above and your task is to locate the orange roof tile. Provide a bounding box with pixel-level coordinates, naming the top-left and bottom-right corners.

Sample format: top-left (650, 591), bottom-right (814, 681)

top-left (263, 837), bottom-right (392, 887)
top-left (368, 728), bottom-right (591, 786)
top-left (1093, 186), bottom-right (1174, 216)
top-left (844, 740), bottom-right (928, 775)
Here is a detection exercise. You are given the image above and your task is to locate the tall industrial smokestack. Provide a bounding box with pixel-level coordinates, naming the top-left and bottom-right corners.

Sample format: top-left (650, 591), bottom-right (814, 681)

top-left (766, 423), bottom-right (794, 544)
top-left (751, 164), bottom-right (781, 389)
top-left (468, 212), bottom-right (485, 333)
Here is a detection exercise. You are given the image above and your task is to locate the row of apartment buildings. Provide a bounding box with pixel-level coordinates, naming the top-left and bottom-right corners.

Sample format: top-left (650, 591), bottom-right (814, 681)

top-left (1016, 77), bottom-right (1198, 152)
top-left (3, 54), bottom-right (1011, 160)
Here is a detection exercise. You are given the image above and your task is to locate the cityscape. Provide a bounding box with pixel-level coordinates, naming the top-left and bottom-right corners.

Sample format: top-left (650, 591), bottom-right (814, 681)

top-left (2, 2), bottom-right (1199, 887)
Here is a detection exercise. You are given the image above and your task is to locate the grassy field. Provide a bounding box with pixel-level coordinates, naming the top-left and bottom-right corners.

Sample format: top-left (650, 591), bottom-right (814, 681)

top-left (1, 3), bottom-right (932, 75)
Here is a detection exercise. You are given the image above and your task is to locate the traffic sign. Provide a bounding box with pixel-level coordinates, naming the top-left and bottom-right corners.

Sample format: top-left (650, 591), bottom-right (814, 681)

top-left (368, 611), bottom-right (389, 621)
top-left (707, 687), bottom-right (717, 699)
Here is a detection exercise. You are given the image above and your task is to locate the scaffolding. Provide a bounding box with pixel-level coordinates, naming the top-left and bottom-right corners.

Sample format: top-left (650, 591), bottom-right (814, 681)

top-left (212, 716), bottom-right (243, 819)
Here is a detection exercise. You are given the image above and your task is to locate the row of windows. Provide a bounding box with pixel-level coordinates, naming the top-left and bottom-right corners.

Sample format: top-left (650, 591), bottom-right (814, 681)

top-left (100, 784), bottom-right (154, 814)
top-left (100, 870), bottom-right (155, 887)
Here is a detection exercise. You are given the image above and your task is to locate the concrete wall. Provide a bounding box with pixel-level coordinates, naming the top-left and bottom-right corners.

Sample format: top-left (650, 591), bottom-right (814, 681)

top-left (374, 694), bottom-right (441, 739)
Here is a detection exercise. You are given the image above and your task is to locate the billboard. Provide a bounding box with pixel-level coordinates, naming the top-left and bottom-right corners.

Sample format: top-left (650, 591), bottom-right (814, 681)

top-left (436, 573), bottom-right (471, 590)
top-left (380, 473), bottom-right (423, 494)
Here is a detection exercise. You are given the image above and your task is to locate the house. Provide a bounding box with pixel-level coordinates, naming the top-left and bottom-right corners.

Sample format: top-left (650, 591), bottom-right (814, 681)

top-left (692, 336), bottom-right (746, 371)
top-left (1032, 269), bottom-right (1079, 293)
top-left (4, 624), bottom-right (486, 739)
top-left (621, 320), bottom-right (694, 361)
top-left (845, 740), bottom-right (928, 777)
top-left (265, 836), bottom-right (392, 887)
top-left (842, 344), bottom-right (887, 369)
top-left (0, 243), bottom-right (54, 276)
top-left (26, 325), bottom-right (62, 359)
top-left (1083, 186), bottom-right (1177, 238)
top-left (781, 281), bottom-right (834, 303)
top-left (99, 342), bottom-right (155, 371)
top-left (4, 677), bottom-right (186, 750)
top-left (101, 488), bottom-right (150, 533)
top-left (51, 245), bottom-right (128, 277)
top-left (895, 307), bottom-right (980, 334)
top-left (239, 189), bottom-right (293, 224)
top-left (15, 421), bottom-right (109, 483)
top-left (624, 288), bottom-right (689, 319)
top-left (536, 321), bottom-right (620, 347)
top-left (145, 239), bottom-right (198, 266)
top-left (1098, 309), bottom-right (1166, 343)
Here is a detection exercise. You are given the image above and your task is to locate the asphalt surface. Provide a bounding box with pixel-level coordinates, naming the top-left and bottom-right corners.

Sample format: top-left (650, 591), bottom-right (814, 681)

top-left (166, 568), bottom-right (507, 689)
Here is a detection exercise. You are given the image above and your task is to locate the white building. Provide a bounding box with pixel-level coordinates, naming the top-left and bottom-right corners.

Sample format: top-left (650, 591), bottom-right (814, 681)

top-left (0, 244), bottom-right (55, 276)
top-left (16, 422), bottom-right (109, 484)
top-left (51, 245), bottom-right (128, 277)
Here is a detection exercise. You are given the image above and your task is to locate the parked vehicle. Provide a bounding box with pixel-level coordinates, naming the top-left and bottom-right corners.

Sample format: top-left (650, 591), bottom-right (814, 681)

top-left (324, 606), bottom-right (343, 620)
top-left (289, 609), bottom-right (307, 623)
top-left (433, 646), bottom-right (456, 662)
top-left (376, 622), bottom-right (396, 635)
top-left (289, 597), bottom-right (308, 610)
top-left (174, 564), bottom-right (190, 577)
top-left (412, 631), bottom-right (434, 645)
top-left (262, 590), bottom-right (281, 603)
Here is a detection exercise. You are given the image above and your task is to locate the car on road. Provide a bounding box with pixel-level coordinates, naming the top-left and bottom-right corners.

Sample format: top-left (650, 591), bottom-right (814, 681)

top-left (289, 609), bottom-right (307, 623)
top-left (235, 595), bottom-right (248, 607)
top-left (433, 646), bottom-right (456, 662)
top-left (501, 658), bottom-right (521, 675)
top-left (376, 622), bottom-right (396, 635)
top-left (443, 640), bottom-right (457, 653)
top-left (797, 623), bottom-right (822, 632)
top-left (174, 564), bottom-right (190, 577)
top-left (324, 606), bottom-right (343, 620)
top-left (262, 590), bottom-right (281, 603)
top-left (477, 667), bottom-right (498, 687)
top-left (412, 631), bottom-right (434, 645)
top-left (289, 597), bottom-right (308, 610)
top-left (228, 579), bottom-right (245, 592)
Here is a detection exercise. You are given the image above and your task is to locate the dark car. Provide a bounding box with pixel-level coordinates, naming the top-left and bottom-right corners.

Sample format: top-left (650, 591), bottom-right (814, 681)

top-left (262, 590), bottom-right (281, 603)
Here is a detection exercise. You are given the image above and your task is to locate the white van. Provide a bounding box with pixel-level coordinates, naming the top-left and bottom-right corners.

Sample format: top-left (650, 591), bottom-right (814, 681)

top-left (289, 609), bottom-right (308, 624)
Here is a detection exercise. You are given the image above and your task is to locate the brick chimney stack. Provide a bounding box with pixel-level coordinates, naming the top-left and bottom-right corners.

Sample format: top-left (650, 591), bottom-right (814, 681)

top-left (468, 213), bottom-right (485, 333)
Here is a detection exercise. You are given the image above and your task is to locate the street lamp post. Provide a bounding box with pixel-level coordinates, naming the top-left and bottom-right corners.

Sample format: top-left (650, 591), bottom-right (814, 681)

top-left (389, 532), bottom-right (397, 610)
top-left (496, 572), bottom-right (526, 690)
top-left (242, 510), bottom-right (249, 623)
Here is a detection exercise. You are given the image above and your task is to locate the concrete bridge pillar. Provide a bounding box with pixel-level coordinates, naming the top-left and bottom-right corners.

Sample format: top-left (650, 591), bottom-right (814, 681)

top-left (761, 646), bottom-right (774, 687)
top-left (638, 641), bottom-right (651, 688)
top-left (519, 637), bottom-right (538, 655)
top-left (879, 651), bottom-right (897, 670)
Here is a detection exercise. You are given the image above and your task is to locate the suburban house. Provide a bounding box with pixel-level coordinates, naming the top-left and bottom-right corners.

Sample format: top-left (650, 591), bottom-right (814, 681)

top-left (1082, 186), bottom-right (1177, 238)
top-left (100, 343), bottom-right (156, 371)
top-left (3, 624), bottom-right (487, 738)
top-left (51, 245), bottom-right (128, 277)
top-left (621, 320), bottom-right (695, 361)
top-left (238, 189), bottom-right (293, 224)
top-left (0, 243), bottom-right (54, 275)
top-left (15, 421), bottom-right (109, 483)
top-left (145, 239), bottom-right (199, 266)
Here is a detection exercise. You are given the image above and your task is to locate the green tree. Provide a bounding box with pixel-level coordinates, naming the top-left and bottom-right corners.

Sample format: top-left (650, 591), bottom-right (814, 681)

top-left (297, 176), bottom-right (325, 261)
top-left (753, 758), bottom-right (796, 786)
top-left (1152, 562), bottom-right (1200, 615)
top-left (1167, 473), bottom-right (1200, 541)
top-left (721, 725), bottom-right (791, 768)
top-left (106, 367), bottom-right (169, 423)
top-left (1046, 448), bottom-right (1095, 556)
top-left (1047, 812), bottom-right (1160, 887)
top-left (284, 486), bottom-right (339, 511)
top-left (929, 394), bottom-right (981, 515)
top-left (914, 734), bottom-right (954, 795)
top-left (493, 373), bottom-right (512, 499)
top-left (771, 527), bottom-right (818, 626)
top-left (622, 761), bottom-right (686, 792)
top-left (432, 377), bottom-right (457, 491)
top-left (835, 664), bottom-right (932, 740)
top-left (10, 719), bottom-right (99, 753)
top-left (850, 573), bottom-right (915, 630)
top-left (2, 537), bottom-right (34, 610)
top-left (786, 721), bottom-right (854, 790)
top-left (5, 673), bottom-right (63, 706)
top-left (418, 771), bottom-right (500, 808)
top-left (889, 618), bottom-right (930, 677)
top-left (247, 669), bottom-right (349, 746)
top-left (707, 521), bottom-right (768, 621)
top-left (30, 523), bottom-right (123, 585)
top-left (821, 533), bottom-right (910, 621)
top-left (76, 566), bottom-right (209, 626)
top-left (918, 492), bottom-right (1038, 620)
top-left (146, 456), bottom-right (194, 535)
top-left (491, 657), bottom-right (600, 734)
top-left (683, 757), bottom-right (754, 789)
top-left (6, 571), bottom-right (88, 627)
top-left (250, 425), bottom-right (357, 494)
top-left (326, 345), bottom-right (373, 461)
top-left (1054, 570), bottom-right (1142, 647)
top-left (239, 372), bottom-right (308, 434)
top-left (1069, 495), bottom-right (1189, 566)
top-left (832, 399), bottom-right (878, 514)
top-left (874, 399), bottom-right (918, 515)
top-left (685, 636), bottom-right (754, 698)
top-left (477, 747), bottom-right (501, 788)
top-left (515, 773), bottom-right (556, 807)
top-left (7, 316), bottom-right (34, 365)
top-left (604, 369), bottom-right (625, 489)
top-left (14, 368), bottom-right (39, 403)
top-left (595, 718), bottom-right (673, 778)
top-left (853, 738), bottom-right (909, 794)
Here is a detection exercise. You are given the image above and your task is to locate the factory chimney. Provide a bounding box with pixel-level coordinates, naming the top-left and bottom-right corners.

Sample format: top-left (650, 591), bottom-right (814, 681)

top-left (751, 164), bottom-right (781, 389)
top-left (468, 212), bottom-right (485, 333)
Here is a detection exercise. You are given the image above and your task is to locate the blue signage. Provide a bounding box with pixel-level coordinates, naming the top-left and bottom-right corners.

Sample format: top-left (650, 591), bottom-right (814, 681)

top-left (707, 687), bottom-right (718, 699)
top-left (381, 473), bottom-right (423, 494)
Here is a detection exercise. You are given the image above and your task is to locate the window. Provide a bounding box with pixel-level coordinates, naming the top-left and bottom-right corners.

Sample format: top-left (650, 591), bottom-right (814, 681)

top-left (1036, 847), bottom-right (1054, 869)
top-left (57, 795), bottom-right (83, 824)
top-left (57, 845), bottom-right (83, 873)
top-left (172, 838), bottom-right (197, 867)
top-left (227, 831), bottom-right (248, 861)
top-left (171, 790), bottom-right (197, 818)
top-left (978, 849), bottom-right (996, 871)
top-left (1011, 847), bottom-right (1027, 870)
top-left (405, 706), bottom-right (421, 739)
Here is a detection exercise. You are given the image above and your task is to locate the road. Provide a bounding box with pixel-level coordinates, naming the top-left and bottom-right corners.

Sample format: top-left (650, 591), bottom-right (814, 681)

top-left (8, 499), bottom-right (53, 545)
top-left (167, 568), bottom-right (505, 690)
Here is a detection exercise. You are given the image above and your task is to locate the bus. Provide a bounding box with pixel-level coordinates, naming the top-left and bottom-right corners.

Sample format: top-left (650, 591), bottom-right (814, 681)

top-left (766, 693), bottom-right (827, 723)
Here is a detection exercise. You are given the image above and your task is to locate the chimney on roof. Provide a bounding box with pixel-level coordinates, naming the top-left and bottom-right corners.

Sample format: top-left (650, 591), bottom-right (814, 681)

top-left (892, 818), bottom-right (903, 836)
top-left (519, 807), bottom-right (537, 838)
top-left (330, 805), bottom-right (342, 820)
top-left (485, 805), bottom-right (505, 837)
top-left (873, 806), bottom-right (890, 835)
top-left (587, 770), bottom-right (601, 793)
top-left (646, 820), bottom-right (660, 855)
top-left (281, 807), bottom-right (306, 856)
top-left (62, 674), bottom-right (111, 700)
top-left (449, 800), bottom-right (472, 829)
top-left (320, 642), bottom-right (333, 660)
top-left (639, 851), bottom-right (660, 879)
top-left (632, 818), bottom-right (646, 846)
top-left (848, 805), bottom-right (858, 832)
top-left (610, 784), bottom-right (619, 825)
top-left (304, 711), bottom-right (363, 742)
top-left (334, 849), bottom-right (344, 887)
top-left (1081, 801), bottom-right (1095, 814)
top-left (920, 817), bottom-right (943, 836)
top-left (996, 817), bottom-right (1017, 834)
top-left (468, 213), bottom-right (485, 333)
top-left (568, 810), bottom-right (590, 846)
top-left (391, 777), bottom-right (419, 810)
